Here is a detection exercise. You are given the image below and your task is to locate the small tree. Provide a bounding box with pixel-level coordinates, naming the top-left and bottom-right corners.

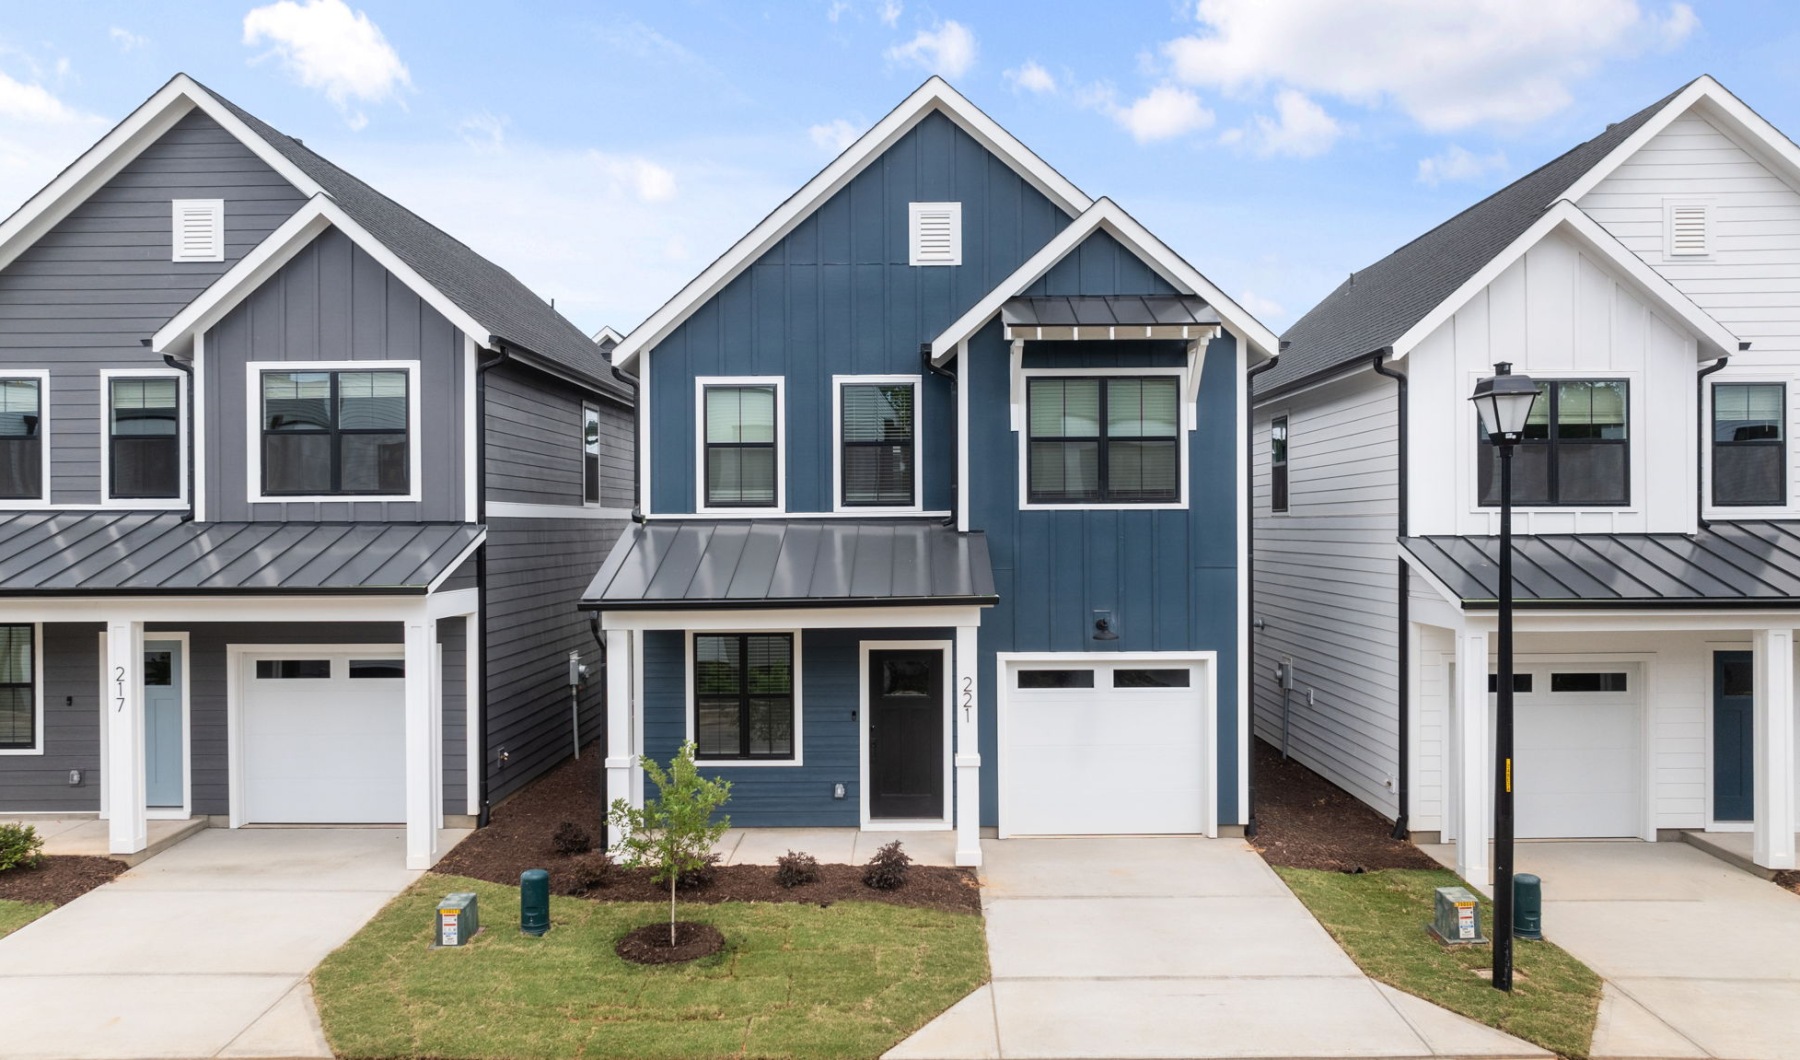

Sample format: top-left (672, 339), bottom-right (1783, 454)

top-left (606, 741), bottom-right (731, 945)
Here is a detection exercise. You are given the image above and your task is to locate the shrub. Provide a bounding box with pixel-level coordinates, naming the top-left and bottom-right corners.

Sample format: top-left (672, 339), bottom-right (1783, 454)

top-left (563, 852), bottom-right (615, 894)
top-left (775, 849), bottom-right (820, 888)
top-left (676, 852), bottom-right (722, 891)
top-left (551, 820), bottom-right (593, 857)
top-left (862, 840), bottom-right (911, 891)
top-left (0, 823), bottom-right (44, 873)
top-left (606, 741), bottom-right (732, 945)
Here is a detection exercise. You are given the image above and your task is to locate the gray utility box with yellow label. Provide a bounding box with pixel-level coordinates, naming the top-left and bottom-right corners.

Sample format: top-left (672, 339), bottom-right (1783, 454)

top-left (1428, 885), bottom-right (1487, 945)
top-left (435, 892), bottom-right (480, 947)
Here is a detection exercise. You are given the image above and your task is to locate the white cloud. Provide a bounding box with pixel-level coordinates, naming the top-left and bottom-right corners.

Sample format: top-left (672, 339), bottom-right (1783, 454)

top-left (1113, 84), bottom-right (1214, 143)
top-left (0, 69), bottom-right (108, 228)
top-left (0, 69), bottom-right (89, 124)
top-left (242, 0), bottom-right (411, 129)
top-left (1237, 289), bottom-right (1284, 321)
top-left (109, 27), bottom-right (150, 53)
top-left (827, 1), bottom-right (851, 23)
top-left (608, 156), bottom-right (676, 203)
top-left (1251, 90), bottom-right (1340, 157)
top-left (809, 118), bottom-right (861, 153)
top-left (878, 0), bottom-right (903, 27)
top-left (1417, 144), bottom-right (1510, 186)
top-left (886, 20), bottom-right (977, 79)
top-left (1163, 0), bottom-right (1698, 132)
top-left (1006, 60), bottom-right (1056, 94)
top-left (457, 111), bottom-right (507, 152)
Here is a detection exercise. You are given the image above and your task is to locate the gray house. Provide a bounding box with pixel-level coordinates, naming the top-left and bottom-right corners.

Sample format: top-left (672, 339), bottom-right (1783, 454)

top-left (0, 74), bottom-right (632, 869)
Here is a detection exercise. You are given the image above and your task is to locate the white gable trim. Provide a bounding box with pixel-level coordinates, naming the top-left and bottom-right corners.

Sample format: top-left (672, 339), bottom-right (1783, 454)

top-left (611, 77), bottom-right (1092, 372)
top-left (929, 197), bottom-right (1279, 363)
top-left (592, 325), bottom-right (625, 346)
top-left (0, 73), bottom-right (323, 276)
top-left (1388, 199), bottom-right (1739, 362)
top-left (153, 195), bottom-right (490, 356)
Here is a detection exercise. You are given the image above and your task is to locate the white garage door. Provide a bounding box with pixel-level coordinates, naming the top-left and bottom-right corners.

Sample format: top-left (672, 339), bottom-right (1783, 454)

top-left (242, 652), bottom-right (406, 823)
top-left (1003, 657), bottom-right (1209, 836)
top-left (1512, 667), bottom-right (1641, 838)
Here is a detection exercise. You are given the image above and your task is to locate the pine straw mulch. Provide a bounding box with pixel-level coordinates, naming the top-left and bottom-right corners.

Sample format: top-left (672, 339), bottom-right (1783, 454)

top-left (0, 855), bottom-right (127, 906)
top-left (1250, 739), bottom-right (1442, 872)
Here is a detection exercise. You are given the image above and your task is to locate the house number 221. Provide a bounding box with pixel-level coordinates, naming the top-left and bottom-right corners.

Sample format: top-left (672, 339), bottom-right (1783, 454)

top-left (961, 676), bottom-right (973, 723)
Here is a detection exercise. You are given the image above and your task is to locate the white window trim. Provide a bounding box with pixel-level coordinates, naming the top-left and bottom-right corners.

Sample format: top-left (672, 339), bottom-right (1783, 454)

top-left (694, 376), bottom-right (785, 516)
top-left (1462, 367), bottom-right (1643, 519)
top-left (583, 401), bottom-right (603, 508)
top-left (859, 639), bottom-right (953, 829)
top-left (1703, 374), bottom-right (1796, 519)
top-left (99, 368), bottom-right (189, 509)
top-left (685, 629), bottom-right (804, 768)
top-left (170, 198), bottom-right (224, 263)
top-left (909, 201), bottom-right (963, 267)
top-left (1663, 198), bottom-right (1715, 260)
top-left (244, 359), bottom-right (423, 505)
top-left (1016, 366), bottom-right (1190, 511)
top-left (0, 623), bottom-right (45, 756)
top-left (0, 369), bottom-right (50, 511)
top-left (832, 374), bottom-right (923, 514)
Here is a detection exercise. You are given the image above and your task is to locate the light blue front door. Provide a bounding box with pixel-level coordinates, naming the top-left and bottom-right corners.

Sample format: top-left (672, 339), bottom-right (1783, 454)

top-left (144, 641), bottom-right (182, 809)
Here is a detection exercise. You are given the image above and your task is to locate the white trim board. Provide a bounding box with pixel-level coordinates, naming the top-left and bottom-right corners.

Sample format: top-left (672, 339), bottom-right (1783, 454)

top-left (859, 640), bottom-right (955, 831)
top-left (599, 604), bottom-right (989, 633)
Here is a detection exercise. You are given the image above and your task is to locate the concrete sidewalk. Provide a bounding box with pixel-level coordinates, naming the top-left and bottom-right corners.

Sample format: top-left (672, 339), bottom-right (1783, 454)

top-left (888, 836), bottom-right (1548, 1060)
top-left (0, 827), bottom-right (465, 1059)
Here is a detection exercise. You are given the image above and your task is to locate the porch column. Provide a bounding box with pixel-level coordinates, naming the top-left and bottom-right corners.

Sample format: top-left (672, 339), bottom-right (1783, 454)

top-left (104, 620), bottom-right (147, 856)
top-left (403, 616), bottom-right (438, 870)
top-left (605, 629), bottom-right (635, 852)
top-left (1752, 628), bottom-right (1797, 870)
top-left (1454, 628), bottom-right (1491, 885)
top-left (953, 625), bottom-right (982, 868)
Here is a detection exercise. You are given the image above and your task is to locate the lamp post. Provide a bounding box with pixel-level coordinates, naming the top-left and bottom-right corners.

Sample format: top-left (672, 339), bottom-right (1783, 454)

top-left (1469, 361), bottom-right (1540, 994)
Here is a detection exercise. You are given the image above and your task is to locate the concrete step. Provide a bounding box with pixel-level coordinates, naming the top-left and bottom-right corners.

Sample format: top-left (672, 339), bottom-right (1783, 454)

top-left (1677, 829), bottom-right (1773, 879)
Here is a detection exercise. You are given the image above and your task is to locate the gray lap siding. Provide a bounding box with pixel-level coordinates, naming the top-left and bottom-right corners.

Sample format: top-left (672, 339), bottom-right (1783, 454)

top-left (2, 623), bottom-right (106, 811)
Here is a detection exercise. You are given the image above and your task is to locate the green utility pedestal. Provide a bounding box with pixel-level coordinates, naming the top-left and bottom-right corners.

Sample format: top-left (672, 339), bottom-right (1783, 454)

top-left (1514, 873), bottom-right (1543, 940)
top-left (521, 869), bottom-right (550, 936)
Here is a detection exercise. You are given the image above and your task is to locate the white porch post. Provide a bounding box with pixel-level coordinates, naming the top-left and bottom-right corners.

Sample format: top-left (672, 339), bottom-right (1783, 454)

top-left (1454, 628), bottom-right (1491, 885)
top-left (104, 620), bottom-right (147, 855)
top-left (403, 616), bottom-right (438, 870)
top-left (953, 625), bottom-right (982, 868)
top-left (605, 629), bottom-right (635, 851)
top-left (1752, 628), bottom-right (1797, 870)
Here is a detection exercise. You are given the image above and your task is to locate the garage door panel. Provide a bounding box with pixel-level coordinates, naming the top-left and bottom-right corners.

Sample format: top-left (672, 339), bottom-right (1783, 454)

top-left (243, 658), bottom-right (406, 824)
top-left (1512, 682), bottom-right (1640, 839)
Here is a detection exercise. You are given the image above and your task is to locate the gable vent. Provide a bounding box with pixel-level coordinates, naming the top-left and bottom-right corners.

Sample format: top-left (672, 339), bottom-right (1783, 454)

top-left (171, 199), bottom-right (225, 263)
top-left (1666, 201), bottom-right (1711, 258)
top-left (909, 201), bottom-right (962, 266)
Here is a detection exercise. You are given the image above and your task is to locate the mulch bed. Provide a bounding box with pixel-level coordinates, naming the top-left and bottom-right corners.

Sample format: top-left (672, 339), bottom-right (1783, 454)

top-left (1775, 870), bottom-right (1800, 898)
top-left (1250, 739), bottom-right (1441, 872)
top-left (0, 855), bottom-right (127, 906)
top-left (433, 746), bottom-right (982, 916)
top-left (615, 921), bottom-right (726, 965)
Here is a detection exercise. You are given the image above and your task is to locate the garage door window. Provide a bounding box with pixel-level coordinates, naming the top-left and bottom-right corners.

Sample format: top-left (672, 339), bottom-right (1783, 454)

top-left (255, 659), bottom-right (330, 679)
top-left (1115, 669), bottom-right (1190, 688)
top-left (1550, 671), bottom-right (1628, 693)
top-left (349, 660), bottom-right (404, 678)
top-left (694, 633), bottom-right (794, 760)
top-left (1017, 669), bottom-right (1095, 689)
top-left (1487, 673), bottom-right (1534, 693)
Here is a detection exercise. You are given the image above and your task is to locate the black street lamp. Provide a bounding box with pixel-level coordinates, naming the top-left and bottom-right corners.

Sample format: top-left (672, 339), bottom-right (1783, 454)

top-left (1470, 361), bottom-right (1540, 994)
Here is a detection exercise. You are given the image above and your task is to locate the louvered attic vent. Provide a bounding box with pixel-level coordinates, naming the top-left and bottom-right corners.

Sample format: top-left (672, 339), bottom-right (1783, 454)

top-left (909, 201), bottom-right (962, 266)
top-left (171, 199), bottom-right (225, 263)
top-left (1665, 201), bottom-right (1711, 257)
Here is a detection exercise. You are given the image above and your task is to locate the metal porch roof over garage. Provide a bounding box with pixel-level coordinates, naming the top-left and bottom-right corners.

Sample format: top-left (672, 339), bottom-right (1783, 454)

top-left (581, 520), bottom-right (998, 611)
top-left (0, 512), bottom-right (481, 595)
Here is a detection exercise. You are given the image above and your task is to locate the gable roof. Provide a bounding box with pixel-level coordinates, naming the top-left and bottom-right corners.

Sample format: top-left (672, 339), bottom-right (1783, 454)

top-left (609, 77), bottom-right (1093, 372)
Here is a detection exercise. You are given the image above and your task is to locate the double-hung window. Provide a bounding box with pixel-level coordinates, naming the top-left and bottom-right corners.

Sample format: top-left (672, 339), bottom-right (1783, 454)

top-left (107, 376), bottom-right (182, 500)
top-left (1270, 415), bottom-right (1289, 513)
top-left (1027, 376), bottom-right (1180, 504)
top-left (261, 368), bottom-right (410, 495)
top-left (702, 383), bottom-right (779, 508)
top-left (1713, 383), bottom-right (1785, 507)
top-left (693, 633), bottom-right (795, 760)
top-left (0, 625), bottom-right (34, 752)
top-left (839, 379), bottom-right (916, 508)
top-left (1478, 379), bottom-right (1628, 506)
top-left (583, 404), bottom-right (602, 505)
top-left (0, 377), bottom-right (42, 501)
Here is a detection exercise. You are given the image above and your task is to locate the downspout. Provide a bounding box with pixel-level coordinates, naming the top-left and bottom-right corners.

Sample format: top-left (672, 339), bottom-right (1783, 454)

top-left (474, 344), bottom-right (511, 828)
top-left (612, 363), bottom-right (644, 521)
top-left (1243, 346), bottom-right (1282, 839)
top-left (1696, 353), bottom-right (1732, 530)
top-left (160, 353), bottom-right (196, 523)
top-left (1370, 348), bottom-right (1410, 839)
top-left (922, 343), bottom-right (958, 528)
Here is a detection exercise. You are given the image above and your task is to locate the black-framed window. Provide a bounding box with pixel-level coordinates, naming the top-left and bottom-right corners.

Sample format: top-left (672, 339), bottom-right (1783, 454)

top-left (583, 404), bottom-right (602, 505)
top-left (840, 382), bottom-right (915, 507)
top-left (693, 633), bottom-right (794, 760)
top-left (109, 377), bottom-right (181, 499)
top-left (0, 378), bottom-right (41, 501)
top-left (261, 369), bottom-right (409, 496)
top-left (1271, 415), bottom-right (1289, 513)
top-left (1713, 383), bottom-right (1785, 507)
top-left (1027, 376), bottom-right (1179, 504)
top-left (0, 625), bottom-right (34, 750)
top-left (703, 384), bottom-right (777, 507)
top-left (1478, 379), bottom-right (1628, 506)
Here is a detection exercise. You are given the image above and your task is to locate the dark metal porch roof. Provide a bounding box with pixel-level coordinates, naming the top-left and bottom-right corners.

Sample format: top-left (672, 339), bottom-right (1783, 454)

top-left (1001, 295), bottom-right (1220, 329)
top-left (581, 519), bottom-right (998, 611)
top-left (1403, 522), bottom-right (1800, 609)
top-left (0, 512), bottom-right (481, 595)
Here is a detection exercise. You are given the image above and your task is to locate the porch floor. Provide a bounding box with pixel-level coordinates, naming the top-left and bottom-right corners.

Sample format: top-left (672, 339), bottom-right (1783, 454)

top-left (1676, 828), bottom-right (1800, 878)
top-left (712, 828), bottom-right (960, 867)
top-left (1, 815), bottom-right (208, 866)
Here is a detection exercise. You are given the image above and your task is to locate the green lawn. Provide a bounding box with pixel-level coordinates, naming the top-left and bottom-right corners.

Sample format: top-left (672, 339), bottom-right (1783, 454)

top-left (313, 875), bottom-right (988, 1060)
top-left (1277, 867), bottom-right (1602, 1059)
top-left (0, 898), bottom-right (53, 940)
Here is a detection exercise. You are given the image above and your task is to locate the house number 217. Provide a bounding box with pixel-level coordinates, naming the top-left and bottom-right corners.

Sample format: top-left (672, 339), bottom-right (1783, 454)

top-left (961, 676), bottom-right (973, 723)
top-left (113, 666), bottom-right (126, 713)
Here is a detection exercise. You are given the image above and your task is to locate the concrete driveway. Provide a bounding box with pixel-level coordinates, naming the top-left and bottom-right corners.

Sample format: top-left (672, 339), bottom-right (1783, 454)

top-left (889, 837), bottom-right (1547, 1060)
top-left (0, 827), bottom-right (458, 1060)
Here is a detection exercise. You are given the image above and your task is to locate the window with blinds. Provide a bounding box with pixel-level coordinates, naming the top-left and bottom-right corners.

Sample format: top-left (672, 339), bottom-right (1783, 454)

top-left (109, 377), bottom-right (181, 500)
top-left (839, 381), bottom-right (915, 507)
top-left (908, 202), bottom-right (962, 266)
top-left (693, 633), bottom-right (794, 760)
top-left (1027, 376), bottom-right (1180, 504)
top-left (703, 384), bottom-right (779, 508)
top-left (0, 624), bottom-right (34, 751)
top-left (261, 369), bottom-right (410, 495)
top-left (0, 378), bottom-right (42, 501)
top-left (1713, 382), bottom-right (1785, 507)
top-left (1478, 379), bottom-right (1628, 506)
top-left (171, 199), bottom-right (224, 262)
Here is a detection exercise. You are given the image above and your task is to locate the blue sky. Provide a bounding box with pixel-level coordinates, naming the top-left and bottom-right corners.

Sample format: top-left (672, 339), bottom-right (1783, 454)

top-left (2, 1), bottom-right (1798, 335)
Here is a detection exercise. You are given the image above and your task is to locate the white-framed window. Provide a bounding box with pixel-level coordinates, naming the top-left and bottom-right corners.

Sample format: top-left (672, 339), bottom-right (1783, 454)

top-left (1477, 378), bottom-right (1629, 507)
top-left (696, 376), bottom-right (784, 513)
top-left (834, 375), bottom-right (920, 512)
top-left (245, 360), bottom-right (422, 503)
top-left (688, 630), bottom-right (802, 766)
top-left (583, 403), bottom-right (602, 506)
top-left (1664, 199), bottom-right (1712, 259)
top-left (1712, 381), bottom-right (1787, 508)
top-left (909, 202), bottom-right (962, 266)
top-left (101, 369), bottom-right (186, 506)
top-left (0, 371), bottom-right (48, 508)
top-left (171, 199), bottom-right (224, 263)
top-left (1270, 414), bottom-right (1289, 514)
top-left (1019, 369), bottom-right (1186, 509)
top-left (0, 624), bottom-right (42, 756)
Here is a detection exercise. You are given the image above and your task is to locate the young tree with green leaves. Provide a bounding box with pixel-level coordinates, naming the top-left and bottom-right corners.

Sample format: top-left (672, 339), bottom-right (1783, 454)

top-left (606, 741), bottom-right (732, 945)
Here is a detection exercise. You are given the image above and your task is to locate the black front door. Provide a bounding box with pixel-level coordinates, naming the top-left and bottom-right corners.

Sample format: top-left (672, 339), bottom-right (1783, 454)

top-left (868, 649), bottom-right (943, 820)
top-left (1714, 650), bottom-right (1754, 822)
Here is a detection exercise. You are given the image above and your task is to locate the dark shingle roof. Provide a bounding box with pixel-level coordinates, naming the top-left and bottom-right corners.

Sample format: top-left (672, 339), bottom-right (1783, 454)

top-left (1261, 82), bottom-right (1691, 394)
top-left (200, 82), bottom-right (627, 400)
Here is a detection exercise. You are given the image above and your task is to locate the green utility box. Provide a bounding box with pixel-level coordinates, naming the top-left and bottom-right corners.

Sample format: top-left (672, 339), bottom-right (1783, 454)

top-left (1514, 873), bottom-right (1543, 940)
top-left (1428, 885), bottom-right (1487, 945)
top-left (435, 892), bottom-right (480, 947)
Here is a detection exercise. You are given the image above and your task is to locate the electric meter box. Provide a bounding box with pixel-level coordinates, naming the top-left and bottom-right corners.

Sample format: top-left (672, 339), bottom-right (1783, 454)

top-left (435, 892), bottom-right (480, 947)
top-left (1428, 885), bottom-right (1486, 945)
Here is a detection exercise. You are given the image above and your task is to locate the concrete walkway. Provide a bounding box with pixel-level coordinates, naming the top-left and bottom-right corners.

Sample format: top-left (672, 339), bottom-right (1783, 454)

top-left (888, 837), bottom-right (1547, 1059)
top-left (0, 827), bottom-right (464, 1059)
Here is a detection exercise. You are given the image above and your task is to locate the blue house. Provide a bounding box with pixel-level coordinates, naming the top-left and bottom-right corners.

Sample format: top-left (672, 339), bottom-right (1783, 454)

top-left (583, 79), bottom-right (1276, 864)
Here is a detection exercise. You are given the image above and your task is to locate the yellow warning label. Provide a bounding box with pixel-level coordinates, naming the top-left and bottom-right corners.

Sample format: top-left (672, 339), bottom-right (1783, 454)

top-left (1505, 758), bottom-right (1512, 793)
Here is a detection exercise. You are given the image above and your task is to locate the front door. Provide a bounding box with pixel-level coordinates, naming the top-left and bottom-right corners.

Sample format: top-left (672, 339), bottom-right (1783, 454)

top-left (143, 640), bottom-right (183, 810)
top-left (868, 649), bottom-right (943, 820)
top-left (1714, 650), bottom-right (1754, 822)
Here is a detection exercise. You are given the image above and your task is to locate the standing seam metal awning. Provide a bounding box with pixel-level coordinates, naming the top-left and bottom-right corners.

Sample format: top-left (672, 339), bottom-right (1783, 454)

top-left (999, 295), bottom-right (1221, 342)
